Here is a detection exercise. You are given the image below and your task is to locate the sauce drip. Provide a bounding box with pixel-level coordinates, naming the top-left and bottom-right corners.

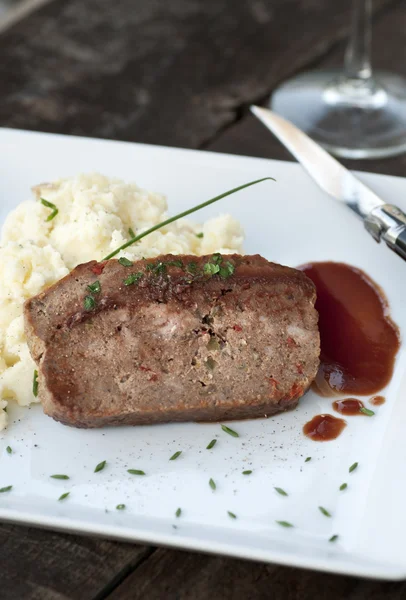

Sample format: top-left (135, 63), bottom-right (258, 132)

top-left (332, 398), bottom-right (366, 416)
top-left (370, 395), bottom-right (386, 406)
top-left (300, 262), bottom-right (400, 396)
top-left (303, 414), bottom-right (346, 441)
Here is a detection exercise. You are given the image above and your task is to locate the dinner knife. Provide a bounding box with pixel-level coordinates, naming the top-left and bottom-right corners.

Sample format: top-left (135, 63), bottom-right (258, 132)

top-left (250, 105), bottom-right (406, 262)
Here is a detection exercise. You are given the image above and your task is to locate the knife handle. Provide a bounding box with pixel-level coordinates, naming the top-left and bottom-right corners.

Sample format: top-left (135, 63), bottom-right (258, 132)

top-left (365, 204), bottom-right (406, 262)
top-left (387, 226), bottom-right (406, 261)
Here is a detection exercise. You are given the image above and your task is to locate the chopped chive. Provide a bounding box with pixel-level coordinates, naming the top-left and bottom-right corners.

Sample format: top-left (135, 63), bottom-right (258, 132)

top-left (118, 257), bottom-right (133, 267)
top-left (349, 462), bottom-right (358, 473)
top-left (169, 451), bottom-right (182, 461)
top-left (274, 487), bottom-right (288, 497)
top-left (227, 511), bottom-right (237, 519)
top-left (242, 470), bottom-right (252, 475)
top-left (339, 483), bottom-right (347, 491)
top-left (103, 178), bottom-right (275, 261)
top-left (58, 492), bottom-right (70, 501)
top-left (305, 457), bottom-right (311, 462)
top-left (127, 469), bottom-right (145, 476)
top-left (196, 232), bottom-right (204, 239)
top-left (94, 460), bottom-right (106, 473)
top-left (206, 439), bottom-right (217, 450)
top-left (209, 478), bottom-right (216, 490)
top-left (221, 424), bottom-right (239, 438)
top-left (276, 520), bottom-right (293, 528)
top-left (33, 370), bottom-right (39, 397)
top-left (329, 534), bottom-right (339, 542)
top-left (116, 504), bottom-right (125, 510)
top-left (87, 280), bottom-right (101, 294)
top-left (360, 407), bottom-right (375, 416)
top-left (50, 474), bottom-right (69, 480)
top-left (318, 506), bottom-right (331, 517)
top-left (128, 227), bottom-right (135, 238)
top-left (40, 197), bottom-right (58, 221)
top-left (6, 446), bottom-right (12, 454)
top-left (175, 507), bottom-right (181, 517)
top-left (84, 295), bottom-right (96, 311)
top-left (0, 485), bottom-right (12, 493)
top-left (124, 272), bottom-right (143, 286)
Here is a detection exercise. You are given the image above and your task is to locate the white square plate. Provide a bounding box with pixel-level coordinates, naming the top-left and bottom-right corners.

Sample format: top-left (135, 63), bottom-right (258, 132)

top-left (0, 128), bottom-right (406, 580)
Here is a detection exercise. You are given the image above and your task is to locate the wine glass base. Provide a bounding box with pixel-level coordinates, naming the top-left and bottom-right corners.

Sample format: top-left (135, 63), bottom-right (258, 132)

top-left (270, 70), bottom-right (406, 159)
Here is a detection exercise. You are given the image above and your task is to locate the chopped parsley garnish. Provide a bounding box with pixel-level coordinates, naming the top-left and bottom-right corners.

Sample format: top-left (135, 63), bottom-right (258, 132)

top-left (87, 280), bottom-right (101, 294)
top-left (221, 424), bottom-right (239, 438)
top-left (40, 198), bottom-right (58, 221)
top-left (118, 257), bottom-right (133, 267)
top-left (242, 470), bottom-right (252, 475)
top-left (33, 370), bottom-right (39, 397)
top-left (58, 492), bottom-right (70, 501)
top-left (169, 451), bottom-right (182, 461)
top-left (196, 232), bottom-right (204, 239)
top-left (227, 511), bottom-right (237, 519)
top-left (305, 457), bottom-right (311, 462)
top-left (168, 259), bottom-right (184, 268)
top-left (329, 534), bottom-right (339, 542)
top-left (186, 262), bottom-right (197, 274)
top-left (209, 478), bottom-right (216, 490)
top-left (212, 253), bottom-right (223, 265)
top-left (94, 460), bottom-right (106, 473)
top-left (274, 487), bottom-right (288, 496)
top-left (276, 520), bottom-right (293, 528)
top-left (127, 469), bottom-right (145, 476)
top-left (360, 407), bottom-right (375, 416)
top-left (146, 261), bottom-right (166, 275)
top-left (318, 506), bottom-right (331, 517)
top-left (6, 446), bottom-right (12, 454)
top-left (349, 462), bottom-right (358, 473)
top-left (219, 261), bottom-right (235, 279)
top-left (124, 272), bottom-right (143, 286)
top-left (176, 507), bottom-right (181, 517)
top-left (128, 227), bottom-right (135, 238)
top-left (116, 504), bottom-right (125, 510)
top-left (0, 485), bottom-right (12, 493)
top-left (84, 295), bottom-right (96, 311)
top-left (50, 474), bottom-right (69, 480)
top-left (203, 262), bottom-right (220, 276)
top-left (206, 439), bottom-right (217, 450)
top-left (339, 483), bottom-right (347, 491)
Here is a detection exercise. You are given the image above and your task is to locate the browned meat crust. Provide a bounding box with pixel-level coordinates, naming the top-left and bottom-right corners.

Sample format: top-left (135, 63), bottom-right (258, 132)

top-left (24, 254), bottom-right (320, 428)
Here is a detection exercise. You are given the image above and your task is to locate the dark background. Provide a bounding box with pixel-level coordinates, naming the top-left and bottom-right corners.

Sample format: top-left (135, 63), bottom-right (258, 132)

top-left (1, 0), bottom-right (406, 597)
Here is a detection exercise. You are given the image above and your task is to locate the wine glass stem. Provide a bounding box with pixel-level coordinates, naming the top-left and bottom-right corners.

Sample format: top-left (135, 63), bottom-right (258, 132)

top-left (344, 0), bottom-right (372, 81)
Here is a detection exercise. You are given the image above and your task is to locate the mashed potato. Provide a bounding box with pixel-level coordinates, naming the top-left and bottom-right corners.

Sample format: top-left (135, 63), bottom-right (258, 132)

top-left (0, 173), bottom-right (244, 429)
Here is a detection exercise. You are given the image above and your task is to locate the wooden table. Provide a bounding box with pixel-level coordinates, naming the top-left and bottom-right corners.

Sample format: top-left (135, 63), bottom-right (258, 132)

top-left (1, 0), bottom-right (406, 597)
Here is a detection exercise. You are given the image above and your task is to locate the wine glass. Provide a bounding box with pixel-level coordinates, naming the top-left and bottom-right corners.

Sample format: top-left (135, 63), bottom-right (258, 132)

top-left (270, 0), bottom-right (406, 159)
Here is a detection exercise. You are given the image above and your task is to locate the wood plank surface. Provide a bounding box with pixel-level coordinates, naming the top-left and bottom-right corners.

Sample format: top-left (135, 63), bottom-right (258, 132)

top-left (0, 523), bottom-right (152, 600)
top-left (109, 548), bottom-right (406, 600)
top-left (0, 0), bottom-right (393, 148)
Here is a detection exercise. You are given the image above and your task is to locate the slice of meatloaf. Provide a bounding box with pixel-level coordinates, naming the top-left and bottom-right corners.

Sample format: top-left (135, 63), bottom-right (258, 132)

top-left (24, 254), bottom-right (319, 428)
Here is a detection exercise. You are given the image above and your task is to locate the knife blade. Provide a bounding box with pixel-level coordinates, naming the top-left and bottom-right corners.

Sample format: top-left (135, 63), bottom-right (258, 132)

top-left (251, 105), bottom-right (406, 262)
